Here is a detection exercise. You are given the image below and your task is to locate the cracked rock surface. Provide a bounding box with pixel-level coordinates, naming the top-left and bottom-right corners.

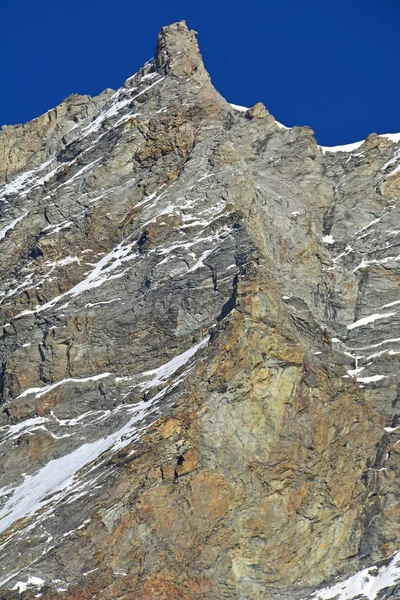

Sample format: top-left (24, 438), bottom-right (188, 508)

top-left (0, 20), bottom-right (399, 600)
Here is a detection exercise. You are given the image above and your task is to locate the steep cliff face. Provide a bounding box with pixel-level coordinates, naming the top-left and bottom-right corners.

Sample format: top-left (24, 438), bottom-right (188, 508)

top-left (0, 21), bottom-right (399, 600)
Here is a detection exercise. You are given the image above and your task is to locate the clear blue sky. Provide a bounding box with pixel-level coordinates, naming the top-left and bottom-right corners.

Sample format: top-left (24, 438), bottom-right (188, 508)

top-left (1, 0), bottom-right (398, 145)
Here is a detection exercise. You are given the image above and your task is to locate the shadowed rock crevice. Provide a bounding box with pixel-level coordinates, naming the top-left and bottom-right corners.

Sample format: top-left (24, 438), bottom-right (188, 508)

top-left (216, 273), bottom-right (239, 322)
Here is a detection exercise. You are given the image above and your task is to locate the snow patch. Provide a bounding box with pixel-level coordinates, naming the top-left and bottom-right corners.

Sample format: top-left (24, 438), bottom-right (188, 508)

top-left (382, 300), bottom-right (400, 309)
top-left (141, 337), bottom-right (209, 391)
top-left (13, 576), bottom-right (44, 592)
top-left (16, 373), bottom-right (112, 400)
top-left (353, 255), bottom-right (400, 272)
top-left (382, 133), bottom-right (400, 144)
top-left (310, 551), bottom-right (400, 600)
top-left (229, 103), bottom-right (248, 112)
top-left (322, 235), bottom-right (335, 245)
top-left (0, 213), bottom-right (29, 241)
top-left (347, 312), bottom-right (397, 330)
top-left (3, 417), bottom-right (48, 437)
top-left (321, 132), bottom-right (400, 154)
top-left (357, 375), bottom-right (387, 384)
top-left (321, 140), bottom-right (365, 154)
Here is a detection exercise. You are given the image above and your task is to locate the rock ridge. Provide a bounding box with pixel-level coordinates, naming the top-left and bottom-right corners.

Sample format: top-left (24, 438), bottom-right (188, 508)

top-left (0, 20), bottom-right (399, 600)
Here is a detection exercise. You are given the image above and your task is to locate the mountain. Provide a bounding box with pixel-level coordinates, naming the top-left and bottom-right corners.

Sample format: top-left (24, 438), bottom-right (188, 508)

top-left (0, 20), bottom-right (399, 600)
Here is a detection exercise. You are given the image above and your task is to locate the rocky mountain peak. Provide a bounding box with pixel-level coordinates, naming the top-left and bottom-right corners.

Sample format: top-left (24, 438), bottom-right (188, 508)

top-left (155, 20), bottom-right (204, 78)
top-left (0, 21), bottom-right (399, 600)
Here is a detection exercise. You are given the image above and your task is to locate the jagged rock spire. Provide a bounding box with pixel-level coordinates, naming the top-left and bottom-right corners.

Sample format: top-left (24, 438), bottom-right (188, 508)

top-left (155, 21), bottom-right (209, 83)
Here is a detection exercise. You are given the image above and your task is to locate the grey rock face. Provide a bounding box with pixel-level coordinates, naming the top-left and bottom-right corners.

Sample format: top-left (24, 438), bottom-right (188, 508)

top-left (0, 20), bottom-right (399, 600)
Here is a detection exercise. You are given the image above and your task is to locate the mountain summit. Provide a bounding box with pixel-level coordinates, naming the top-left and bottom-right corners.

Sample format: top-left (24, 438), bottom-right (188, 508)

top-left (0, 21), bottom-right (400, 600)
